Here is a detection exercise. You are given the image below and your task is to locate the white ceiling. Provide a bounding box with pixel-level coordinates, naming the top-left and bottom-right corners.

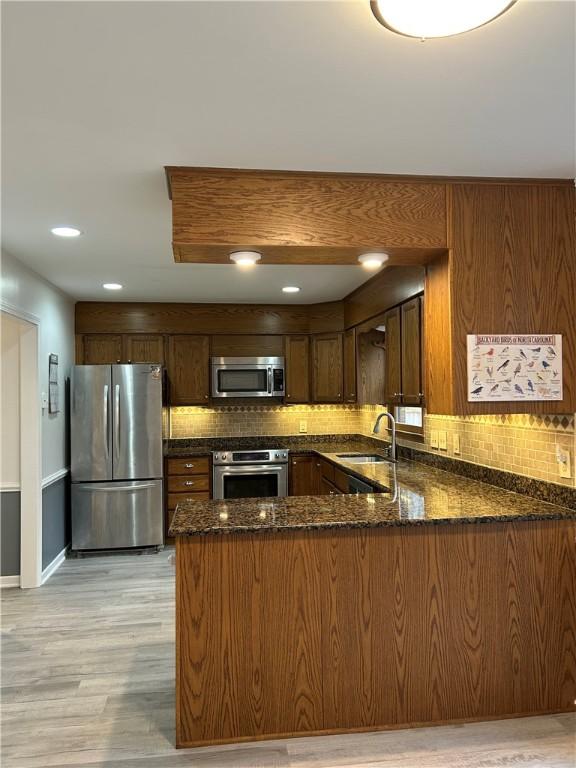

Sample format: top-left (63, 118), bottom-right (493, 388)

top-left (2, 0), bottom-right (574, 304)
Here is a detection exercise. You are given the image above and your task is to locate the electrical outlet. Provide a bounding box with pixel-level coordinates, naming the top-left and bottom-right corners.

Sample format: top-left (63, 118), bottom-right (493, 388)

top-left (438, 431), bottom-right (447, 451)
top-left (299, 420), bottom-right (308, 433)
top-left (556, 446), bottom-right (572, 479)
top-left (430, 430), bottom-right (439, 449)
top-left (453, 434), bottom-right (461, 454)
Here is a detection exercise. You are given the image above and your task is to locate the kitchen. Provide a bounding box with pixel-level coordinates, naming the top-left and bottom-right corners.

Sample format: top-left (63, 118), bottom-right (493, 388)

top-left (1, 2), bottom-right (575, 767)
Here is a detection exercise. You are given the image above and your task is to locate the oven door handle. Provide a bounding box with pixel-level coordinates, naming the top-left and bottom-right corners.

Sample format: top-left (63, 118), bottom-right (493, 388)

top-left (215, 465), bottom-right (285, 475)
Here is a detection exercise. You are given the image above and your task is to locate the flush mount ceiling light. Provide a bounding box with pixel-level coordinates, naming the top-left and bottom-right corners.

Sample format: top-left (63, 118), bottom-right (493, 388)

top-left (229, 250), bottom-right (262, 267)
top-left (103, 283), bottom-right (123, 290)
top-left (358, 252), bottom-right (390, 270)
top-left (51, 226), bottom-right (82, 237)
top-left (370, 0), bottom-right (517, 39)
top-left (282, 286), bottom-right (301, 294)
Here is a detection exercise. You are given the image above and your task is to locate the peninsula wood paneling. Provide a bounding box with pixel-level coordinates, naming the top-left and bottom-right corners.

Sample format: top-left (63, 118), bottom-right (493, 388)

top-left (75, 301), bottom-right (343, 335)
top-left (167, 168), bottom-right (448, 263)
top-left (448, 184), bottom-right (576, 414)
top-left (176, 520), bottom-right (576, 747)
top-left (176, 533), bottom-right (323, 746)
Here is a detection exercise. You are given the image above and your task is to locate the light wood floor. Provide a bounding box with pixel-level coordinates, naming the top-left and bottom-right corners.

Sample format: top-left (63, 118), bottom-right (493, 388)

top-left (2, 552), bottom-right (574, 768)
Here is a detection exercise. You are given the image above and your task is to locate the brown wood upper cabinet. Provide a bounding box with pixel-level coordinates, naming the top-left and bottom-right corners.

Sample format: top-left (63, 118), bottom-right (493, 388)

top-left (401, 297), bottom-right (423, 404)
top-left (79, 334), bottom-right (165, 365)
top-left (383, 307), bottom-right (402, 404)
top-left (167, 335), bottom-right (210, 405)
top-left (124, 334), bottom-right (165, 364)
top-left (82, 334), bottom-right (124, 364)
top-left (343, 328), bottom-right (357, 403)
top-left (383, 297), bottom-right (423, 406)
top-left (312, 333), bottom-right (343, 403)
top-left (284, 335), bottom-right (310, 403)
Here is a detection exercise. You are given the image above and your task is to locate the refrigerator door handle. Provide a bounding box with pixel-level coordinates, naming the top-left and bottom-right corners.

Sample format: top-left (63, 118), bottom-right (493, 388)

top-left (103, 384), bottom-right (109, 461)
top-left (114, 384), bottom-right (120, 463)
top-left (77, 483), bottom-right (157, 492)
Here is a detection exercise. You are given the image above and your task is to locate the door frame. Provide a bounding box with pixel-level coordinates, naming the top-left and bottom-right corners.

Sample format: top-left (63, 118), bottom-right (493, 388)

top-left (1, 302), bottom-right (42, 588)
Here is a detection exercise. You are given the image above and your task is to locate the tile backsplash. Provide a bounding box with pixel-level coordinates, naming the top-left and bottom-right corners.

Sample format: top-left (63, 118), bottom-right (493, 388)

top-left (170, 404), bottom-right (576, 488)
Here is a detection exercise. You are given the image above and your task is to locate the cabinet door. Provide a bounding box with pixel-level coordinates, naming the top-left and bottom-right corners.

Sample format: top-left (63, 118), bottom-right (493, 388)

top-left (125, 334), bottom-right (165, 365)
top-left (83, 335), bottom-right (123, 365)
top-left (383, 307), bottom-right (402, 405)
top-left (312, 333), bottom-right (343, 403)
top-left (167, 335), bottom-right (210, 405)
top-left (285, 335), bottom-right (310, 404)
top-left (289, 455), bottom-right (317, 496)
top-left (343, 328), bottom-right (357, 403)
top-left (321, 477), bottom-right (342, 495)
top-left (401, 297), bottom-right (423, 405)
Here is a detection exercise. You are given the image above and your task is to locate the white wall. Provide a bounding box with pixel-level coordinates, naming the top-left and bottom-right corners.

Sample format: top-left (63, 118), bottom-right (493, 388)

top-left (1, 312), bottom-right (21, 487)
top-left (1, 250), bottom-right (74, 479)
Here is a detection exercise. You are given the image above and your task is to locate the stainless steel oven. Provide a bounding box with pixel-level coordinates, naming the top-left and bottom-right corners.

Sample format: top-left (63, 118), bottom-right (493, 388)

top-left (211, 357), bottom-right (285, 398)
top-left (213, 449), bottom-right (289, 499)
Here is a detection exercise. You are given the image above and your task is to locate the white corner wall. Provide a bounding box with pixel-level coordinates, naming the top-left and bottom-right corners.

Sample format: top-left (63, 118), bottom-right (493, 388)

top-left (1, 312), bottom-right (21, 487)
top-left (1, 250), bottom-right (74, 479)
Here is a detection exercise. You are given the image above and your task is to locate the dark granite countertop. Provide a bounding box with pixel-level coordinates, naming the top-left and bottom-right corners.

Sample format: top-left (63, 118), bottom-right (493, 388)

top-left (169, 438), bottom-right (576, 536)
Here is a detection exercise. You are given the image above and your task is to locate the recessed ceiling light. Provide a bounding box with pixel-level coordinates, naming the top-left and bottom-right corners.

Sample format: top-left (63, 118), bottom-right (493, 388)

top-left (358, 252), bottom-right (389, 270)
top-left (229, 250), bottom-right (262, 267)
top-left (282, 286), bottom-right (301, 294)
top-left (103, 283), bottom-right (123, 290)
top-left (51, 226), bottom-right (82, 237)
top-left (370, 0), bottom-right (516, 40)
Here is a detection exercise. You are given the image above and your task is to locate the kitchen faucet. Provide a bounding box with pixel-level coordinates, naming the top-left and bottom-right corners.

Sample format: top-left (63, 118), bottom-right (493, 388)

top-left (373, 411), bottom-right (397, 462)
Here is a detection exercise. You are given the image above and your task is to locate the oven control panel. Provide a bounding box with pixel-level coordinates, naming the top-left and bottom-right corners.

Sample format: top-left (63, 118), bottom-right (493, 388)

top-left (213, 450), bottom-right (288, 465)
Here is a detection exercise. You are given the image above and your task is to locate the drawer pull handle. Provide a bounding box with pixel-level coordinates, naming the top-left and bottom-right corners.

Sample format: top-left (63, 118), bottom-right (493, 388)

top-left (184, 463), bottom-right (195, 468)
top-left (184, 481), bottom-right (195, 486)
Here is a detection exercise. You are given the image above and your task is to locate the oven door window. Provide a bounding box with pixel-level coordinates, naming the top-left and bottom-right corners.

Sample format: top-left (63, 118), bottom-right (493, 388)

top-left (223, 472), bottom-right (279, 499)
top-left (218, 369), bottom-right (267, 394)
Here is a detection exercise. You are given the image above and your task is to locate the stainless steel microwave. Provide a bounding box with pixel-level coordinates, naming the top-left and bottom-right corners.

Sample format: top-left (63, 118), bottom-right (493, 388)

top-left (210, 357), bottom-right (285, 398)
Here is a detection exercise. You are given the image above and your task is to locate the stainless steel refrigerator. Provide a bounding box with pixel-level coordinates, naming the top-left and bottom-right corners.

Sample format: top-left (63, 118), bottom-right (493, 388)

top-left (71, 364), bottom-right (164, 551)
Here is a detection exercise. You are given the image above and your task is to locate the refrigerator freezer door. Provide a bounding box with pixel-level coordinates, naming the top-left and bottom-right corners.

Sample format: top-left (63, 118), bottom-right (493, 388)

top-left (112, 365), bottom-right (163, 480)
top-left (71, 479), bottom-right (163, 550)
top-left (71, 366), bottom-right (113, 482)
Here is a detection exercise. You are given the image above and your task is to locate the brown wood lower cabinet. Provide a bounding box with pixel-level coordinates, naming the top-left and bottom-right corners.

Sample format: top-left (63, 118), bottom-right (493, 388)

top-left (175, 520), bottom-right (576, 747)
top-left (289, 455), bottom-right (322, 496)
top-left (165, 455), bottom-right (211, 542)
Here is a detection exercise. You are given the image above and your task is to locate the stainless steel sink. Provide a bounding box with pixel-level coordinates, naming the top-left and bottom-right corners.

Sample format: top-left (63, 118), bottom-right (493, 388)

top-left (336, 453), bottom-right (389, 464)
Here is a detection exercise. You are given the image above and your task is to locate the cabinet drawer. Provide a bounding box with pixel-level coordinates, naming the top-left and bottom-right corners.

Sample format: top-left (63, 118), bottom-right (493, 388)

top-left (167, 475), bottom-right (210, 493)
top-left (168, 491), bottom-right (210, 510)
top-left (333, 467), bottom-right (350, 493)
top-left (167, 456), bottom-right (210, 476)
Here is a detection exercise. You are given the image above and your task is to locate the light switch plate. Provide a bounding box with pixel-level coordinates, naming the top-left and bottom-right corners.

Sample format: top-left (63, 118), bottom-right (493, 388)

top-left (453, 434), bottom-right (461, 454)
top-left (299, 420), bottom-right (308, 433)
top-left (439, 431), bottom-right (448, 451)
top-left (557, 446), bottom-right (572, 479)
top-left (430, 430), bottom-right (439, 449)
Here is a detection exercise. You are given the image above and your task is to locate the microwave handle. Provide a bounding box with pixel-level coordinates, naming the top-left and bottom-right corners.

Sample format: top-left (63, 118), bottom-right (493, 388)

top-left (267, 366), bottom-right (272, 394)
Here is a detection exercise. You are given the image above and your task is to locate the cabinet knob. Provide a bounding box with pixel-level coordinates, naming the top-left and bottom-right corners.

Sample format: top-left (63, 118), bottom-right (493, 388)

top-left (418, 392), bottom-right (424, 398)
top-left (184, 481), bottom-right (195, 486)
top-left (185, 463), bottom-right (195, 469)
top-left (204, 394), bottom-right (209, 400)
top-left (286, 394), bottom-right (291, 398)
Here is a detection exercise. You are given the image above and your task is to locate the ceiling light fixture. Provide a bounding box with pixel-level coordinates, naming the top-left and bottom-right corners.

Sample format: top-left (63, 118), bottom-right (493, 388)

top-left (282, 286), bottom-right (301, 294)
top-left (103, 283), bottom-right (123, 290)
top-left (358, 252), bottom-right (389, 270)
top-left (229, 250), bottom-right (262, 267)
top-left (370, 0), bottom-right (516, 39)
top-left (51, 226), bottom-right (82, 237)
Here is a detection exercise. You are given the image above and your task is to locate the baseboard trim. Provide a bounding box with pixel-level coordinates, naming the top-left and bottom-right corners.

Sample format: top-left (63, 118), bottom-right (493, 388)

top-left (42, 468), bottom-right (69, 489)
top-left (41, 545), bottom-right (68, 584)
top-left (0, 575), bottom-right (20, 588)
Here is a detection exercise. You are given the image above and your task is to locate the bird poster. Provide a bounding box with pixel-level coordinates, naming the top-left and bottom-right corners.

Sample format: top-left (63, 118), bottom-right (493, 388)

top-left (467, 335), bottom-right (562, 402)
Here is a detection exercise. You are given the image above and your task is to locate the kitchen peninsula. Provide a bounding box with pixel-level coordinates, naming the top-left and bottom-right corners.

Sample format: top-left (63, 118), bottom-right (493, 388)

top-left (170, 445), bottom-right (576, 748)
